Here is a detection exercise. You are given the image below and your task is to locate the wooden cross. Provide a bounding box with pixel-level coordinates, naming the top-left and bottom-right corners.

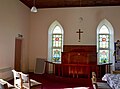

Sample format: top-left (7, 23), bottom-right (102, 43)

top-left (76, 29), bottom-right (83, 42)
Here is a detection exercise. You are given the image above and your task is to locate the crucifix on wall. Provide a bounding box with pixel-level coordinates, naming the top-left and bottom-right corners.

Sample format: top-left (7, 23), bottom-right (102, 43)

top-left (76, 29), bottom-right (83, 42)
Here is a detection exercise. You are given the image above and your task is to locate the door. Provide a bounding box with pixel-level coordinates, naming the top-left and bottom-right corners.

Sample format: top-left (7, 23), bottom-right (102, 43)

top-left (14, 38), bottom-right (22, 71)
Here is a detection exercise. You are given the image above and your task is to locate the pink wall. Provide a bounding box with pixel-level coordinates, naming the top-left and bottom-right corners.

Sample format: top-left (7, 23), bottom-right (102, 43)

top-left (29, 6), bottom-right (120, 71)
top-left (0, 0), bottom-right (30, 72)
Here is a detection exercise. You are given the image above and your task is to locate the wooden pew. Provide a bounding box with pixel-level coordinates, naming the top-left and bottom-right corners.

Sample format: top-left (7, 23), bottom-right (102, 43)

top-left (12, 69), bottom-right (43, 89)
top-left (0, 79), bottom-right (16, 89)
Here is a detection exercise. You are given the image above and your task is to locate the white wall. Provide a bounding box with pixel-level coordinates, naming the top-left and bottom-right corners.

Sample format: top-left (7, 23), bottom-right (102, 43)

top-left (29, 6), bottom-right (120, 71)
top-left (0, 0), bottom-right (119, 73)
top-left (0, 0), bottom-right (30, 72)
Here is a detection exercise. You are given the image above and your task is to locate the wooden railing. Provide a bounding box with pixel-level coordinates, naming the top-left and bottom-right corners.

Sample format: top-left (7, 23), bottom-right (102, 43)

top-left (45, 61), bottom-right (97, 78)
top-left (56, 64), bottom-right (97, 78)
top-left (45, 61), bottom-right (112, 79)
top-left (45, 61), bottom-right (56, 74)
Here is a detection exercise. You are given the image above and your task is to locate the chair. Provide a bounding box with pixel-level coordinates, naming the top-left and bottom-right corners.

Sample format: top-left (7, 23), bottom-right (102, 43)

top-left (12, 69), bottom-right (22, 89)
top-left (20, 72), bottom-right (43, 89)
top-left (0, 79), bottom-right (17, 89)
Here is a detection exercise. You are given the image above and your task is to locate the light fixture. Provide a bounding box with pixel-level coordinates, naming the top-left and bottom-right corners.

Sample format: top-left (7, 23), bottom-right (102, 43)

top-left (31, 0), bottom-right (37, 13)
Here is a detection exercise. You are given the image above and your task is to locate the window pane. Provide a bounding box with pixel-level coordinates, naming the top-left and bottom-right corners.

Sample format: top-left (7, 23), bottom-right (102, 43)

top-left (53, 26), bottom-right (62, 34)
top-left (99, 50), bottom-right (109, 64)
top-left (99, 34), bottom-right (109, 48)
top-left (52, 25), bottom-right (63, 62)
top-left (52, 49), bottom-right (61, 62)
top-left (99, 25), bottom-right (109, 34)
top-left (52, 34), bottom-right (62, 47)
top-left (97, 23), bottom-right (111, 65)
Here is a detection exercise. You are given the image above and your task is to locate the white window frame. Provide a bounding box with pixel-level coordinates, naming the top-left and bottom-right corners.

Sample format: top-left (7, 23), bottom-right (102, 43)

top-left (97, 19), bottom-right (114, 70)
top-left (48, 20), bottom-right (64, 63)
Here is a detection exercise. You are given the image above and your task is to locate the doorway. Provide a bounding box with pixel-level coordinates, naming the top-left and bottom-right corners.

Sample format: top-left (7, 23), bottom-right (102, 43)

top-left (14, 38), bottom-right (22, 71)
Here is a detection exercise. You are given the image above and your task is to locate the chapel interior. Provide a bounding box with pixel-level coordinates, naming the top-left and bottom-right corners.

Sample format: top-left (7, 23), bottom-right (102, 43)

top-left (0, 0), bottom-right (120, 89)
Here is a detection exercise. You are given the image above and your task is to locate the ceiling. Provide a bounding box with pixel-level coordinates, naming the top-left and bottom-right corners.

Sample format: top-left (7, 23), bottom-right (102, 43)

top-left (19, 0), bottom-right (120, 9)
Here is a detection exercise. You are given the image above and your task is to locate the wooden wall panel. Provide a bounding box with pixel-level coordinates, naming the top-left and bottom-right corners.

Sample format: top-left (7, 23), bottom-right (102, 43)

top-left (63, 45), bottom-right (96, 53)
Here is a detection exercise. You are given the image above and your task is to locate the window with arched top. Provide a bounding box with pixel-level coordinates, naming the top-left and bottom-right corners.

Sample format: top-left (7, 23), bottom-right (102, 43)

top-left (97, 19), bottom-right (114, 68)
top-left (52, 25), bottom-right (63, 62)
top-left (48, 21), bottom-right (64, 63)
top-left (98, 25), bottom-right (110, 64)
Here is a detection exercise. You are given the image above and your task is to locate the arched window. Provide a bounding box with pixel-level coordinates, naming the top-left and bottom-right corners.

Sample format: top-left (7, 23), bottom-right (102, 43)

top-left (48, 21), bottom-right (64, 63)
top-left (98, 25), bottom-right (110, 64)
top-left (97, 19), bottom-right (114, 69)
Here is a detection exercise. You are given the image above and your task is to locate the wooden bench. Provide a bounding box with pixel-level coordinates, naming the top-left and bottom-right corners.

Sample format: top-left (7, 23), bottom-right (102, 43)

top-left (0, 79), bottom-right (16, 89)
top-left (12, 69), bottom-right (43, 89)
top-left (20, 72), bottom-right (43, 89)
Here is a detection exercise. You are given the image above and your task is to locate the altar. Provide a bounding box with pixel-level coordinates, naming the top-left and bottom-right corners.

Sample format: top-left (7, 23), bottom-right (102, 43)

top-left (55, 45), bottom-right (97, 78)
